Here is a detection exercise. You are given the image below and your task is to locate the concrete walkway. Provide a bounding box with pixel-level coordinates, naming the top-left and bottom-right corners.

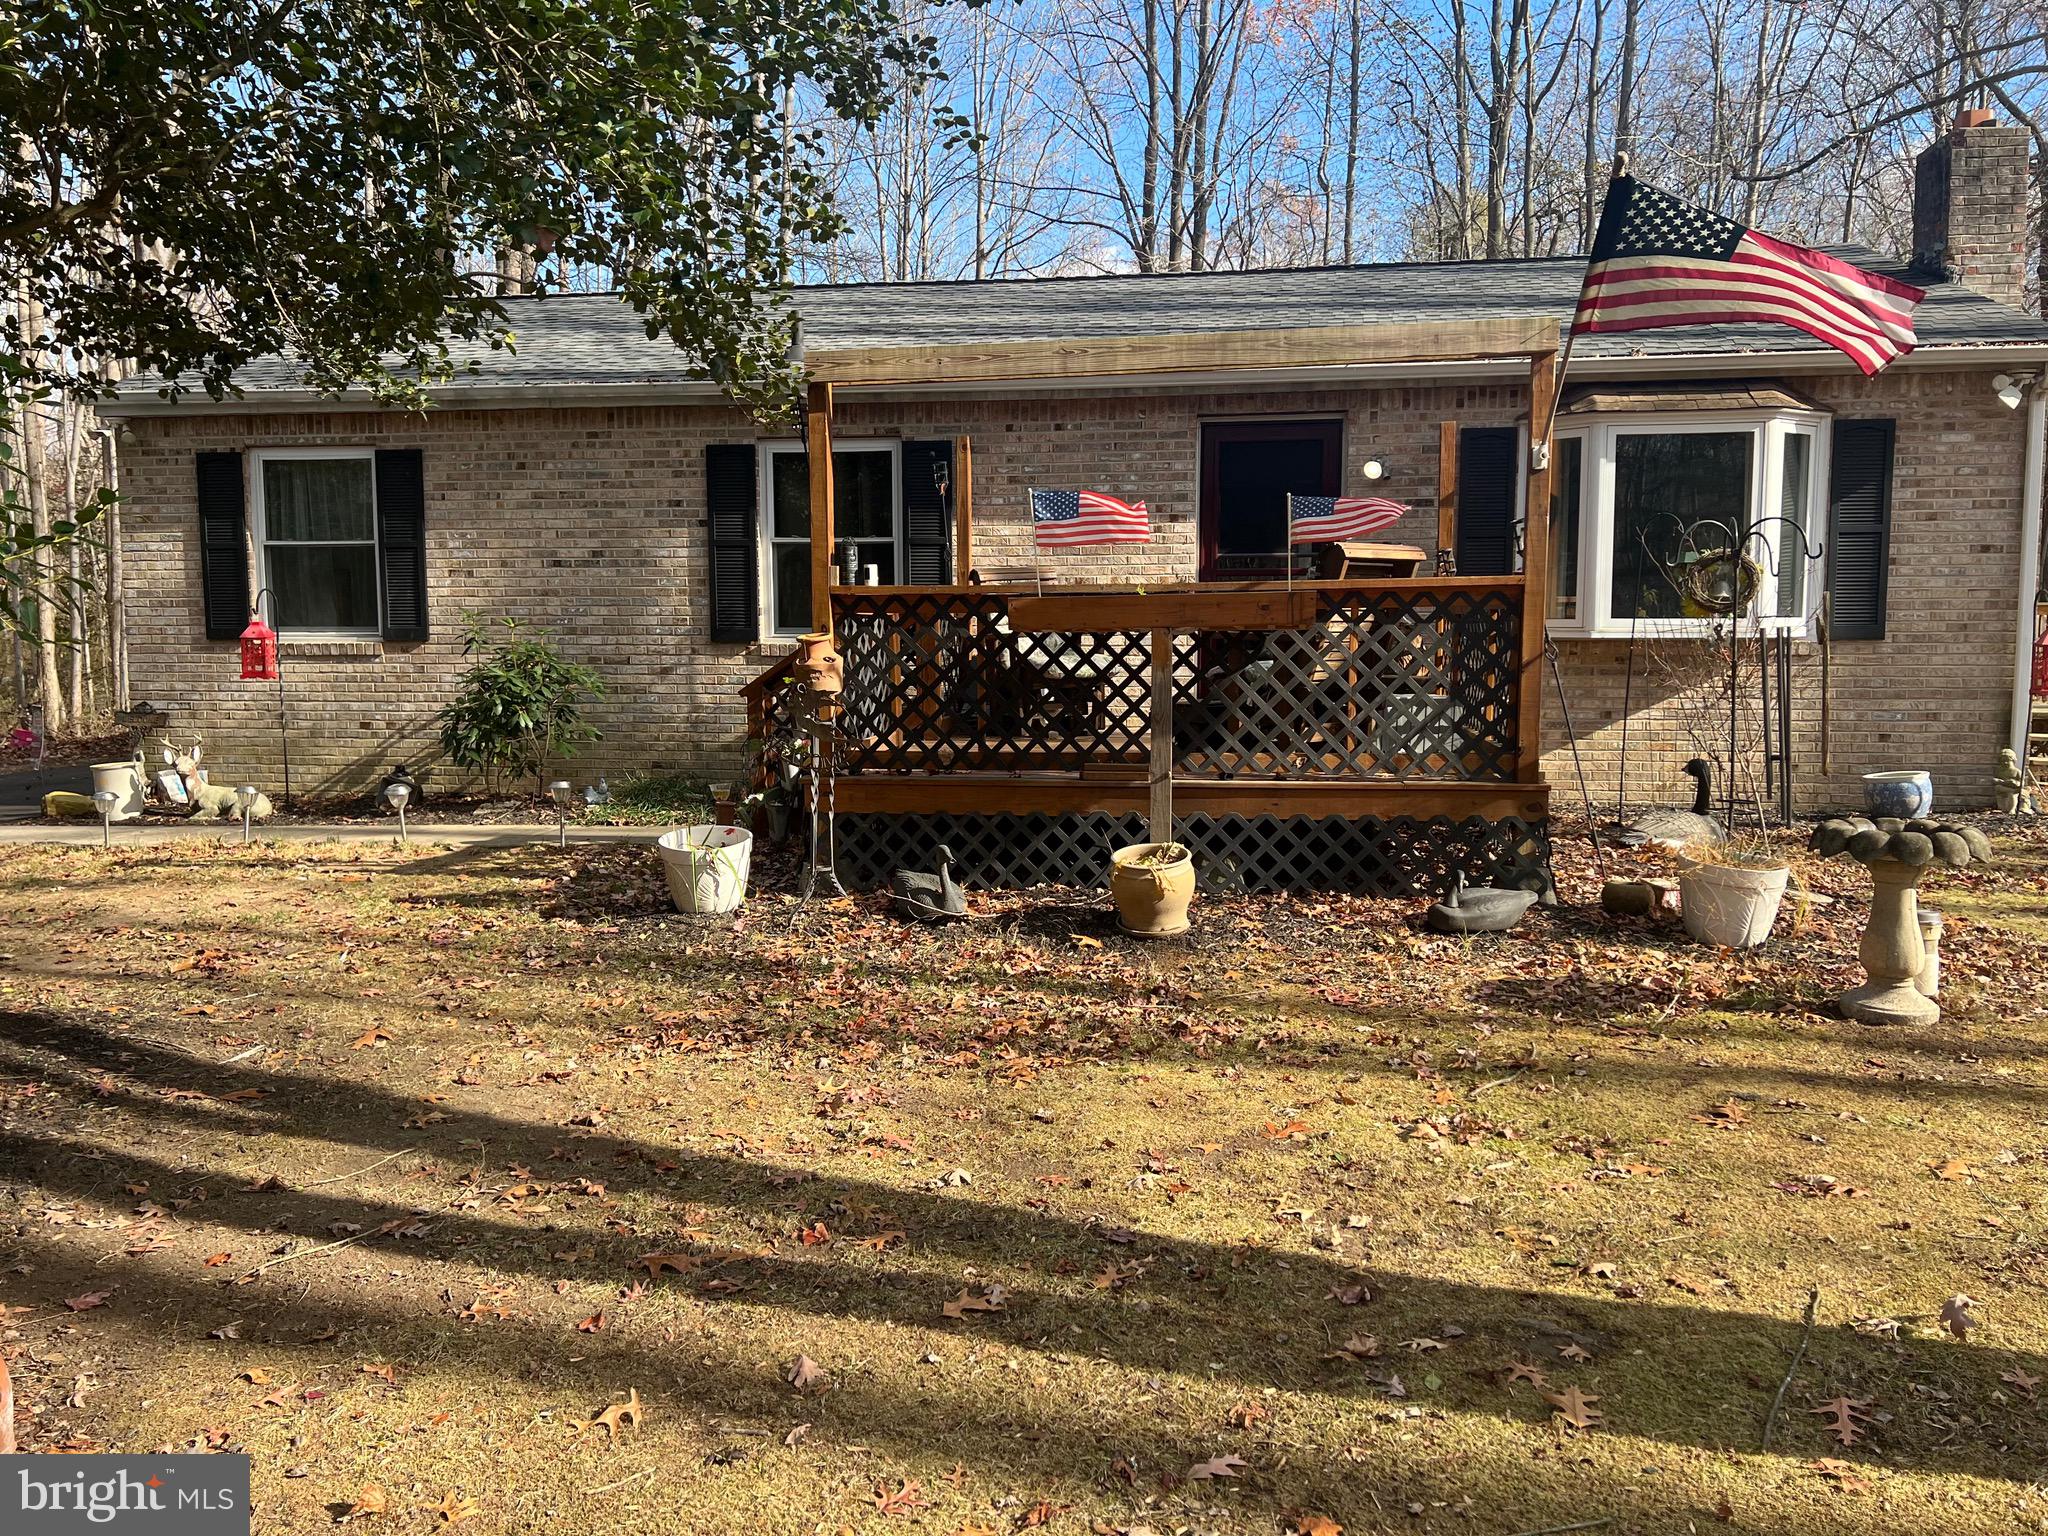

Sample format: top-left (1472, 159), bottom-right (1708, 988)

top-left (0, 818), bottom-right (666, 849)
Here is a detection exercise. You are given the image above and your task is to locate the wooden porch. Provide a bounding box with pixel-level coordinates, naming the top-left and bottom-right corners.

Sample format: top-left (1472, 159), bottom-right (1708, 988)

top-left (738, 312), bottom-right (1563, 893)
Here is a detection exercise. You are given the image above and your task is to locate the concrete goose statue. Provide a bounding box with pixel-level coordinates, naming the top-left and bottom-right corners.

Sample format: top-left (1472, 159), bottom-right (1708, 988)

top-left (890, 844), bottom-right (967, 922)
top-left (1623, 758), bottom-right (1728, 849)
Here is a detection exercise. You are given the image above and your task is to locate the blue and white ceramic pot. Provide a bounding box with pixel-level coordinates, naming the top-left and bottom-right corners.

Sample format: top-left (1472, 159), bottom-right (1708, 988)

top-left (1862, 770), bottom-right (1934, 819)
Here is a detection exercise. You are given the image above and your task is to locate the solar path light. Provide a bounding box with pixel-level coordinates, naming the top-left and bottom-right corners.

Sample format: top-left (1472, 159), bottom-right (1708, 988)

top-left (234, 785), bottom-right (260, 846)
top-left (382, 780), bottom-right (411, 847)
top-left (549, 781), bottom-right (574, 848)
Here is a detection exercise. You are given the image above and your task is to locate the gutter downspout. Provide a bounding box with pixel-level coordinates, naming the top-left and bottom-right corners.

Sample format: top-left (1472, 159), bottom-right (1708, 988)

top-left (2010, 383), bottom-right (2047, 775)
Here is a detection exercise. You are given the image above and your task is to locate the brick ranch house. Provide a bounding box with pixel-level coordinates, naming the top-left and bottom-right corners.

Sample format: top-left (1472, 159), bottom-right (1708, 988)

top-left (102, 118), bottom-right (2047, 838)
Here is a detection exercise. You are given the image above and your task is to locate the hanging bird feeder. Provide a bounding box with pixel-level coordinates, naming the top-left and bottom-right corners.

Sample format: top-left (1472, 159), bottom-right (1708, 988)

top-left (239, 612), bottom-right (279, 681)
top-left (237, 591), bottom-right (291, 808)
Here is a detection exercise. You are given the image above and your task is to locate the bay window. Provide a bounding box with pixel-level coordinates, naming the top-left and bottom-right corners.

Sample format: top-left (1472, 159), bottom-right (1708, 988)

top-left (1546, 410), bottom-right (1827, 638)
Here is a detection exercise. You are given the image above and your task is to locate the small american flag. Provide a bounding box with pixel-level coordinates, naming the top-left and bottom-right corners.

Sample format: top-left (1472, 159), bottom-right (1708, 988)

top-left (1287, 494), bottom-right (1408, 544)
top-left (1574, 175), bottom-right (1923, 375)
top-left (1030, 488), bottom-right (1150, 548)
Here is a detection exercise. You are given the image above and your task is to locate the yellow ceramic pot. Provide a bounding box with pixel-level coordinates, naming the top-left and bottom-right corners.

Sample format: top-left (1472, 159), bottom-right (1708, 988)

top-left (1109, 842), bottom-right (1194, 938)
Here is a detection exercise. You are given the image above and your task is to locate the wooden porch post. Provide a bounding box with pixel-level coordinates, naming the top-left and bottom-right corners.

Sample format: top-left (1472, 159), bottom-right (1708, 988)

top-left (807, 381), bottom-right (835, 634)
top-left (953, 434), bottom-right (974, 583)
top-left (1436, 420), bottom-right (1459, 563)
top-left (1149, 627), bottom-right (1174, 843)
top-left (1517, 349), bottom-right (1557, 784)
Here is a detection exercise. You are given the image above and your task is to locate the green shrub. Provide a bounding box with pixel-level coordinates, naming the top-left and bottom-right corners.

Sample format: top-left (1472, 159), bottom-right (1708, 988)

top-left (436, 614), bottom-right (603, 795)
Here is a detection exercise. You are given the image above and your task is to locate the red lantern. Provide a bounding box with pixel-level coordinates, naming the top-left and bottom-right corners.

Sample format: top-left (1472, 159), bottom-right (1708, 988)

top-left (239, 613), bottom-right (279, 681)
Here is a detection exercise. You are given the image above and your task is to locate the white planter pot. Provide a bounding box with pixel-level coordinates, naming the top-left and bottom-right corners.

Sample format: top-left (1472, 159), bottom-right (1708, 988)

top-left (90, 762), bottom-right (146, 821)
top-left (1680, 860), bottom-right (1789, 949)
top-left (656, 825), bottom-right (753, 915)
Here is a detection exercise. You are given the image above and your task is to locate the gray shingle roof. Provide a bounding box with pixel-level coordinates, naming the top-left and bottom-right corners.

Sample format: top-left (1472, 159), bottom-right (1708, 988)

top-left (134, 247), bottom-right (2048, 399)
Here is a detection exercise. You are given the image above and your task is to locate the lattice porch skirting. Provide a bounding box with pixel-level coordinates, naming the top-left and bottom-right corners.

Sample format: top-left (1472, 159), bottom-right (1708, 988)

top-left (833, 811), bottom-right (1553, 899)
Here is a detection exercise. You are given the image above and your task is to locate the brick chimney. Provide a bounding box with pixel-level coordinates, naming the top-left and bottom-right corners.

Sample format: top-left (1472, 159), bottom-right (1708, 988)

top-left (1911, 109), bottom-right (2032, 308)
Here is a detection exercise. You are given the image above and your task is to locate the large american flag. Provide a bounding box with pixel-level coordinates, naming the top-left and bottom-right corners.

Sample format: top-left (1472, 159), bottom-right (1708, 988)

top-left (1029, 488), bottom-right (1150, 548)
top-left (1573, 176), bottom-right (1924, 375)
top-left (1287, 494), bottom-right (1408, 544)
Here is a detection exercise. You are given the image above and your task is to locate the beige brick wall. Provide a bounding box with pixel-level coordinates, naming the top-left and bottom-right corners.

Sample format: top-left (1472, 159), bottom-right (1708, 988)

top-left (114, 367), bottom-right (2033, 813)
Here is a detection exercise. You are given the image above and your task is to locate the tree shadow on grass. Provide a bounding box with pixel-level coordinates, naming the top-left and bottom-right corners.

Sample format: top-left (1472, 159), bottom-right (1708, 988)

top-left (7, 1203), bottom-right (1889, 1536)
top-left (3, 1008), bottom-right (2045, 1488)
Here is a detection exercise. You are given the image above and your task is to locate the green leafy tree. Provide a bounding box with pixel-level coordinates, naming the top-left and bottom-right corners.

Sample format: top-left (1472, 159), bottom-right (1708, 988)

top-left (0, 0), bottom-right (954, 633)
top-left (1, 0), bottom-right (945, 413)
top-left (437, 615), bottom-right (604, 795)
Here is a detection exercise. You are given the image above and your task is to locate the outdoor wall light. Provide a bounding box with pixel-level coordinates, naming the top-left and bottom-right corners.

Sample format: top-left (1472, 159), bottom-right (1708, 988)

top-left (549, 780), bottom-right (574, 848)
top-left (92, 789), bottom-right (120, 848)
top-left (234, 785), bottom-right (260, 846)
top-left (1362, 459), bottom-right (1387, 480)
top-left (1993, 373), bottom-right (2030, 410)
top-left (382, 780), bottom-right (412, 847)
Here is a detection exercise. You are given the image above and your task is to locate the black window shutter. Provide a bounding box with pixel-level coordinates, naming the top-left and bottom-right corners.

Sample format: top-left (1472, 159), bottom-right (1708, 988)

top-left (196, 451), bottom-right (248, 640)
top-left (1826, 419), bottom-right (1895, 640)
top-left (375, 448), bottom-right (429, 641)
top-left (900, 439), bottom-right (954, 584)
top-left (1456, 426), bottom-right (1517, 576)
top-left (705, 444), bottom-right (759, 642)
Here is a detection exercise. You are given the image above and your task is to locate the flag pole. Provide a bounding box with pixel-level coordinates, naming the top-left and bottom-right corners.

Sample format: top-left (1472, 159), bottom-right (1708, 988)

top-left (1536, 151), bottom-right (1630, 452)
top-left (1284, 493), bottom-right (1294, 595)
top-left (1029, 488), bottom-right (1043, 597)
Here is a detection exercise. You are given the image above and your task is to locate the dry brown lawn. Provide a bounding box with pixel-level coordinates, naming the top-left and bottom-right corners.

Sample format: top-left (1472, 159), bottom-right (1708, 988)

top-left (1, 824), bottom-right (2045, 1535)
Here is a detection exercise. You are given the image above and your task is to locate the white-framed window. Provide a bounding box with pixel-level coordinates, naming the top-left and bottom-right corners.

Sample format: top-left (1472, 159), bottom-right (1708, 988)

top-left (250, 448), bottom-right (382, 636)
top-left (1544, 410), bottom-right (1828, 639)
top-left (759, 441), bottom-right (903, 637)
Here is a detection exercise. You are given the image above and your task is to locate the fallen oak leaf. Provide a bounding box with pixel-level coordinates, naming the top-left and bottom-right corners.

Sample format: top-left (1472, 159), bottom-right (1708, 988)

top-left (1505, 1359), bottom-right (1549, 1387)
top-left (428, 1491), bottom-right (478, 1525)
top-left (1806, 1458), bottom-right (1872, 1495)
top-left (1809, 1395), bottom-right (1882, 1447)
top-left (62, 1290), bottom-right (111, 1313)
top-left (940, 1285), bottom-right (1008, 1320)
top-left (585, 1387), bottom-right (643, 1442)
top-left (637, 1253), bottom-right (704, 1278)
top-left (872, 1479), bottom-right (926, 1515)
top-left (1539, 1384), bottom-right (1602, 1430)
top-left (1187, 1453), bottom-right (1249, 1481)
top-left (576, 1312), bottom-right (605, 1334)
top-left (351, 1026), bottom-right (394, 1050)
top-left (1296, 1518), bottom-right (1344, 1536)
top-left (345, 1483), bottom-right (387, 1518)
top-left (2000, 1367), bottom-right (2040, 1398)
top-left (786, 1354), bottom-right (829, 1394)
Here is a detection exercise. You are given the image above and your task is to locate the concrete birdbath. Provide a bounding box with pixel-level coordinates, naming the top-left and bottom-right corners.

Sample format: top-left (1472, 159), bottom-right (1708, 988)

top-left (1809, 816), bottom-right (1992, 1026)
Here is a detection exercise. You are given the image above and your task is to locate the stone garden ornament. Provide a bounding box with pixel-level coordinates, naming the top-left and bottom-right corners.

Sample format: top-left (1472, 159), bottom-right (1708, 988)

top-left (1809, 815), bottom-right (1992, 1026)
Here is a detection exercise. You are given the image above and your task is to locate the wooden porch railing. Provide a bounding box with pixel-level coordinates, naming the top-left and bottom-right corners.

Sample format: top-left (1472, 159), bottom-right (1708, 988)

top-left (758, 579), bottom-right (1530, 789)
top-left (739, 648), bottom-right (803, 794)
